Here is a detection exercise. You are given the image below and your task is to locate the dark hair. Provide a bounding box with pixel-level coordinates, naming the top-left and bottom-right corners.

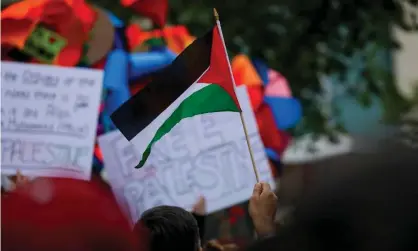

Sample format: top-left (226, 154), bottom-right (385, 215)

top-left (247, 142), bottom-right (418, 251)
top-left (135, 205), bottom-right (201, 251)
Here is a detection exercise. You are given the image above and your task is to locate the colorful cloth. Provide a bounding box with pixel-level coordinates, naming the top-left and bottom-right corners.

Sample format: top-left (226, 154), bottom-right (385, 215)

top-left (1, 0), bottom-right (96, 66)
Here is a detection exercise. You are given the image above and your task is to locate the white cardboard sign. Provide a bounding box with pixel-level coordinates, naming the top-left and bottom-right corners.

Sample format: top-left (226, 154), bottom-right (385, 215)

top-left (99, 86), bottom-right (275, 223)
top-left (1, 62), bottom-right (103, 180)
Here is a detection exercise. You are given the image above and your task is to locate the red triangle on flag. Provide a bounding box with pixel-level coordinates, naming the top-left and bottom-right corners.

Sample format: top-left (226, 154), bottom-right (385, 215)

top-left (198, 26), bottom-right (241, 110)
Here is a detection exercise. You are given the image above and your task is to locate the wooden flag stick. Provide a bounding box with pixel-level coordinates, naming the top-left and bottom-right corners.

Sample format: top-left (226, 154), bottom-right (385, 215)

top-left (213, 8), bottom-right (260, 182)
top-left (239, 113), bottom-right (260, 182)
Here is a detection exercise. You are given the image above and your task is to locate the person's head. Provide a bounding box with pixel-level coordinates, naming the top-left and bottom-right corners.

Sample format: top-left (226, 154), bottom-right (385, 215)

top-left (247, 141), bottom-right (418, 251)
top-left (134, 205), bottom-right (201, 251)
top-left (2, 177), bottom-right (139, 251)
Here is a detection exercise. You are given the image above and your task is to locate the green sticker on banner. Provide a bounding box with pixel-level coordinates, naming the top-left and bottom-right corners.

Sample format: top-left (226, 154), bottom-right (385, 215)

top-left (22, 26), bottom-right (67, 64)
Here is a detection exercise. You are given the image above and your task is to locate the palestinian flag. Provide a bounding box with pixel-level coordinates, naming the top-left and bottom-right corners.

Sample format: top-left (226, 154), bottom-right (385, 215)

top-left (111, 24), bottom-right (242, 168)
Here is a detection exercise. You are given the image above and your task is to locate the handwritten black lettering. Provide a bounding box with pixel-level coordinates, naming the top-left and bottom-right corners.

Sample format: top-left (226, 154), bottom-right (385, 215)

top-left (0, 108), bottom-right (5, 127)
top-left (149, 135), bottom-right (260, 200)
top-left (56, 122), bottom-right (88, 137)
top-left (2, 110), bottom-right (88, 138)
top-left (191, 168), bottom-right (220, 190)
top-left (46, 104), bottom-right (70, 119)
top-left (169, 161), bottom-right (190, 195)
top-left (42, 75), bottom-right (59, 87)
top-left (47, 144), bottom-right (72, 164)
top-left (1, 138), bottom-right (88, 169)
top-left (1, 108), bottom-right (17, 129)
top-left (34, 91), bottom-right (56, 101)
top-left (78, 78), bottom-right (95, 87)
top-left (4, 89), bottom-right (30, 99)
top-left (113, 136), bottom-right (138, 177)
top-left (201, 116), bottom-right (224, 145)
top-left (2, 71), bottom-right (18, 83)
top-left (32, 141), bottom-right (48, 163)
top-left (63, 77), bottom-right (75, 86)
top-left (22, 70), bottom-right (40, 85)
top-left (7, 107), bottom-right (17, 116)
top-left (2, 138), bottom-right (25, 163)
top-left (191, 153), bottom-right (219, 190)
top-left (123, 182), bottom-right (145, 221)
top-left (71, 147), bottom-right (89, 168)
top-left (124, 179), bottom-right (177, 218)
top-left (1, 62), bottom-right (101, 179)
top-left (22, 70), bottom-right (59, 87)
top-left (6, 120), bottom-right (54, 131)
top-left (159, 125), bottom-right (189, 158)
top-left (208, 144), bottom-right (236, 195)
top-left (113, 132), bottom-right (269, 218)
top-left (23, 107), bottom-right (39, 118)
top-left (73, 94), bottom-right (90, 111)
top-left (148, 147), bottom-right (171, 164)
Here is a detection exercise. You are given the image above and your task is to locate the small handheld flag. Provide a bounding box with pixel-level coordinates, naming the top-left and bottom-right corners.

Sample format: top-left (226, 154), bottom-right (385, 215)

top-left (111, 8), bottom-right (260, 183)
top-left (212, 8), bottom-right (260, 182)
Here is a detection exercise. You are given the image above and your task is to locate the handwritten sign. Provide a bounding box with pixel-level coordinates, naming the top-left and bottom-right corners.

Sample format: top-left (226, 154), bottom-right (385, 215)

top-left (1, 62), bottom-right (103, 180)
top-left (99, 86), bottom-right (275, 223)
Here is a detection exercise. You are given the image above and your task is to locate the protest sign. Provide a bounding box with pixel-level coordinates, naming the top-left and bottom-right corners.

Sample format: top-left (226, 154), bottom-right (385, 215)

top-left (1, 62), bottom-right (103, 180)
top-left (99, 86), bottom-right (275, 223)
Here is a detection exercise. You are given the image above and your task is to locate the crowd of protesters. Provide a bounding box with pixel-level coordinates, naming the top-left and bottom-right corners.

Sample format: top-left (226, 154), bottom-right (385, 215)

top-left (2, 140), bottom-right (418, 251)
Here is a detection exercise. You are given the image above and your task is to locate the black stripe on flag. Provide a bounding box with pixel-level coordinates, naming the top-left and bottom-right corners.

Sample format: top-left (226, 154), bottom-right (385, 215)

top-left (111, 29), bottom-right (213, 141)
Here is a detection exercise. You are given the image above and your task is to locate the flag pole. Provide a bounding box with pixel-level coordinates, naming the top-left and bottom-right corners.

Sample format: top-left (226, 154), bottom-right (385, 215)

top-left (213, 8), bottom-right (260, 183)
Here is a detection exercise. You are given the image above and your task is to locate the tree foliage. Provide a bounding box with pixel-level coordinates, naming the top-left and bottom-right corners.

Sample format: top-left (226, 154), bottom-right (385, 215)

top-left (93, 0), bottom-right (418, 136)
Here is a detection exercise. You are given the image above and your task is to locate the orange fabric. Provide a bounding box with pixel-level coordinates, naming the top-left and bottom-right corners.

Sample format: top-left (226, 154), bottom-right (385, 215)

top-left (198, 26), bottom-right (241, 109)
top-left (163, 26), bottom-right (195, 54)
top-left (1, 0), bottom-right (96, 66)
top-left (126, 24), bottom-right (195, 54)
top-left (121, 0), bottom-right (168, 27)
top-left (94, 145), bottom-right (103, 162)
top-left (232, 54), bottom-right (262, 87)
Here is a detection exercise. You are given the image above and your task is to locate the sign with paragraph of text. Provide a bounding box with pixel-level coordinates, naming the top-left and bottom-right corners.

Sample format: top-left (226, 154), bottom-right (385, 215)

top-left (1, 61), bottom-right (103, 180)
top-left (99, 86), bottom-right (275, 223)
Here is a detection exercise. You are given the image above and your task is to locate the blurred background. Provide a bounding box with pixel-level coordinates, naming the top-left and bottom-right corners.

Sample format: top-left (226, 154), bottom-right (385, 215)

top-left (2, 0), bottom-right (418, 245)
top-left (83, 0), bottom-right (418, 162)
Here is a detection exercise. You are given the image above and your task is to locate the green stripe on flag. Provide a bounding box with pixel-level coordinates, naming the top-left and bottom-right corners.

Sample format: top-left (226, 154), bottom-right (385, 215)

top-left (136, 84), bottom-right (240, 168)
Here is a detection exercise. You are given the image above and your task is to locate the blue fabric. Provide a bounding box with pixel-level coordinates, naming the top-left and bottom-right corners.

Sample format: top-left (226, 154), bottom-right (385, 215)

top-left (106, 11), bottom-right (124, 28)
top-left (265, 148), bottom-right (280, 161)
top-left (129, 49), bottom-right (176, 80)
top-left (103, 50), bottom-right (130, 115)
top-left (114, 27), bottom-right (129, 51)
top-left (252, 59), bottom-right (269, 85)
top-left (114, 31), bottom-right (126, 50)
top-left (101, 110), bottom-right (115, 130)
top-left (264, 97), bottom-right (302, 130)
